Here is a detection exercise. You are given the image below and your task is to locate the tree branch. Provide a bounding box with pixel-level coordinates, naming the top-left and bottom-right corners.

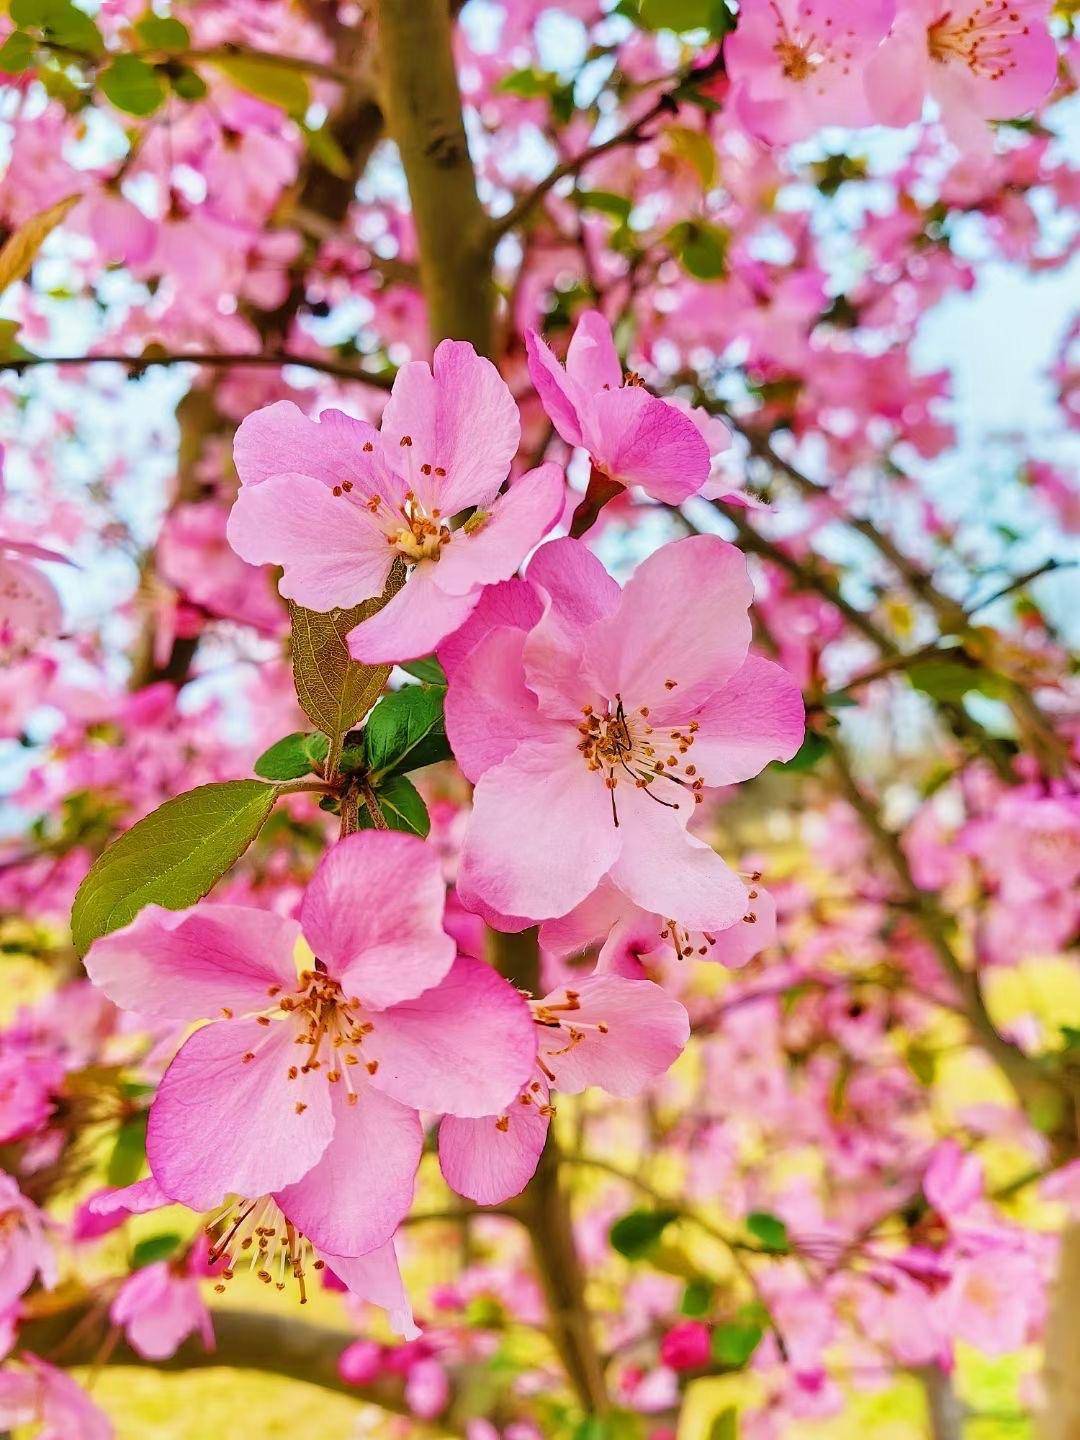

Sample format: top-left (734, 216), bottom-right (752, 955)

top-left (1, 351), bottom-right (393, 387)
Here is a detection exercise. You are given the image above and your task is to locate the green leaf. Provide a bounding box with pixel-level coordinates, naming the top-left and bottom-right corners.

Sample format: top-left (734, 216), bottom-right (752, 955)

top-left (681, 1279), bottom-right (714, 1316)
top-left (100, 54), bottom-right (166, 116)
top-left (0, 31), bottom-right (37, 73)
top-left (168, 64), bottom-right (207, 100)
top-left (0, 319), bottom-right (34, 362)
top-left (638, 0), bottom-right (732, 36)
top-left (131, 1232), bottom-right (183, 1268)
top-left (609, 1208), bottom-right (679, 1259)
top-left (0, 193), bottom-right (79, 297)
top-left (107, 1113), bottom-right (147, 1187)
top-left (358, 773), bottom-right (430, 838)
top-left (772, 733), bottom-right (827, 773)
top-left (707, 1407), bottom-right (739, 1440)
top-left (212, 53), bottom-right (309, 116)
top-left (497, 66), bottom-right (558, 98)
top-left (399, 655), bottom-right (447, 688)
top-left (287, 578), bottom-right (401, 742)
top-left (300, 121), bottom-right (352, 180)
top-left (907, 657), bottom-right (1001, 703)
top-left (70, 780), bottom-right (280, 954)
top-left (134, 14), bottom-right (190, 51)
top-left (711, 1320), bottom-right (764, 1368)
top-left (746, 1211), bottom-right (789, 1254)
top-left (572, 189), bottom-right (633, 224)
top-left (253, 731), bottom-right (329, 781)
top-left (364, 685), bottom-right (451, 779)
top-left (666, 220), bottom-right (728, 280)
top-left (11, 0), bottom-right (103, 53)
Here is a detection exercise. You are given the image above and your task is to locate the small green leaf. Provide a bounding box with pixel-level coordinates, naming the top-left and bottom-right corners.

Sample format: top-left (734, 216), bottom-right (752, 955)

top-left (131, 1232), bottom-right (182, 1268)
top-left (0, 31), bottom-right (37, 73)
top-left (666, 220), bottom-right (728, 280)
top-left (907, 657), bottom-right (1001, 703)
top-left (399, 655), bottom-right (447, 687)
top-left (572, 189), bottom-right (633, 223)
top-left (772, 733), bottom-right (827, 773)
top-left (609, 1208), bottom-right (679, 1259)
top-left (134, 14), bottom-right (190, 51)
top-left (12, 0), bottom-right (103, 53)
top-left (358, 774), bottom-right (430, 838)
top-left (746, 1211), bottom-right (789, 1254)
top-left (638, 0), bottom-right (732, 36)
top-left (707, 1407), bottom-right (739, 1440)
top-left (681, 1279), bottom-right (714, 1317)
top-left (300, 121), bottom-right (352, 180)
top-left (107, 1114), bottom-right (147, 1187)
top-left (168, 65), bottom-right (207, 100)
top-left (100, 54), bottom-right (166, 116)
top-left (253, 731), bottom-right (329, 781)
top-left (711, 1320), bottom-right (763, 1368)
top-left (212, 53), bottom-right (309, 116)
top-left (364, 685), bottom-right (451, 779)
top-left (70, 780), bottom-right (281, 954)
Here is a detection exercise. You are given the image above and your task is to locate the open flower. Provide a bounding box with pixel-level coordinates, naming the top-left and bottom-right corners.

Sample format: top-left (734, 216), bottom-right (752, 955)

top-left (86, 833), bottom-right (537, 1262)
top-left (0, 1355), bottom-right (112, 1440)
top-left (438, 972), bottom-right (689, 1204)
top-left (226, 341), bottom-right (565, 664)
top-left (446, 536), bottom-right (804, 932)
top-left (0, 536), bottom-right (69, 662)
top-left (110, 1249), bottom-right (214, 1361)
top-left (0, 1175), bottom-right (56, 1312)
top-left (525, 311), bottom-right (712, 514)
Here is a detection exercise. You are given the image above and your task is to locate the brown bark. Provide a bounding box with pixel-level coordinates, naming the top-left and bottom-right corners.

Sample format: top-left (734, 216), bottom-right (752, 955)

top-left (1041, 1222), bottom-right (1080, 1440)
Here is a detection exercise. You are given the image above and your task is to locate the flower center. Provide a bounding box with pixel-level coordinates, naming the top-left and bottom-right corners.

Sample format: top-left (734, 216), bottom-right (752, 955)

top-left (206, 1195), bottom-right (323, 1304)
top-left (531, 989), bottom-right (610, 1082)
top-left (775, 38), bottom-right (814, 80)
top-left (927, 2), bottom-right (1028, 78)
top-left (576, 692), bottom-right (705, 827)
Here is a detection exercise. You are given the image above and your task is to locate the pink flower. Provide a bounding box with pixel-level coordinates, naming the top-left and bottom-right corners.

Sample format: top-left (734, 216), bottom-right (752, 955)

top-left (659, 1320), bottom-right (711, 1371)
top-left (525, 312), bottom-right (711, 509)
top-left (446, 537), bottom-right (804, 930)
top-left (86, 833), bottom-right (536, 1261)
top-left (438, 971), bottom-right (689, 1204)
top-left (726, 0), bottom-right (896, 145)
top-left (110, 1256), bottom-right (214, 1360)
top-left (866, 0), bottom-right (1058, 149)
top-left (923, 1141), bottom-right (984, 1221)
top-left (405, 1357), bottom-right (450, 1419)
top-left (226, 342), bottom-right (565, 663)
top-left (0, 537), bottom-right (67, 662)
top-left (0, 1355), bottom-right (112, 1440)
top-left (935, 1249), bottom-right (1042, 1354)
top-left (0, 1175), bottom-right (56, 1312)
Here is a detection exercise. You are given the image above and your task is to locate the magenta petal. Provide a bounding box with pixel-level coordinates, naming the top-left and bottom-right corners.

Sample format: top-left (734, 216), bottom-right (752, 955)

top-left (300, 833), bottom-right (455, 1009)
top-left (583, 387), bottom-right (711, 502)
top-left (525, 329), bottom-right (588, 447)
top-left (525, 536), bottom-right (621, 628)
top-left (365, 956), bottom-right (537, 1118)
top-left (346, 565), bottom-right (479, 665)
top-left (686, 655), bottom-right (805, 784)
top-left (226, 472), bottom-right (393, 611)
top-left (147, 1019), bottom-right (333, 1211)
top-left (432, 463), bottom-right (565, 597)
top-left (275, 1081), bottom-right (421, 1258)
top-left (233, 401), bottom-right (380, 489)
top-left (87, 1176), bottom-right (175, 1218)
top-left (322, 1240), bottom-right (419, 1339)
top-left (565, 310), bottom-right (622, 394)
top-left (537, 975), bottom-right (689, 1098)
top-left (444, 625), bottom-right (543, 783)
top-left (438, 1087), bottom-right (549, 1204)
top-left (85, 904), bottom-right (301, 1024)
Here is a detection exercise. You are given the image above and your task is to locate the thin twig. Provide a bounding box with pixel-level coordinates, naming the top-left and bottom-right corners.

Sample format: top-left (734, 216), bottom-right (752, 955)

top-left (1, 351), bottom-right (394, 387)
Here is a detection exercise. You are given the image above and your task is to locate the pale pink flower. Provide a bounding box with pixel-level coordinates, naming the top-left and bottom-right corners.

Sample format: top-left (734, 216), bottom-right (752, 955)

top-left (0, 1175), bottom-right (56, 1312)
top-left (525, 311), bottom-right (711, 506)
top-left (86, 833), bottom-right (536, 1259)
top-left (77, 186), bottom-right (156, 267)
top-left (936, 1249), bottom-right (1042, 1354)
top-left (110, 1256), bottom-right (214, 1360)
top-left (446, 537), bottom-right (804, 930)
top-left (227, 342), bottom-right (565, 663)
top-left (438, 972), bottom-right (689, 1204)
top-left (0, 1355), bottom-right (112, 1440)
top-left (0, 537), bottom-right (69, 662)
top-left (726, 0), bottom-right (896, 145)
top-left (924, 1140), bottom-right (984, 1220)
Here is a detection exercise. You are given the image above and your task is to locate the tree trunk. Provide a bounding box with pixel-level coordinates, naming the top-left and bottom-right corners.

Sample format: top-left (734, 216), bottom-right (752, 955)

top-left (1041, 1221), bottom-right (1080, 1440)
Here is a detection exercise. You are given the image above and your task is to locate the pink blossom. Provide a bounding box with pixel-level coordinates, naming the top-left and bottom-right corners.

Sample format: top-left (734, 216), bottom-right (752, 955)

top-left (936, 1249), bottom-right (1043, 1354)
top-left (923, 1140), bottom-right (984, 1220)
top-left (0, 1175), bottom-right (56, 1312)
top-left (726, 0), bottom-right (896, 145)
top-left (0, 539), bottom-right (66, 662)
top-left (446, 536), bottom-right (804, 929)
top-left (0, 1355), bottom-right (112, 1440)
top-left (110, 1256), bottom-right (214, 1360)
top-left (405, 1357), bottom-right (451, 1419)
top-left (659, 1320), bottom-right (711, 1371)
top-left (525, 311), bottom-right (711, 506)
top-left (77, 186), bottom-right (156, 267)
top-left (438, 971), bottom-right (689, 1203)
top-left (86, 833), bottom-right (536, 1260)
top-left (227, 342), bottom-right (565, 663)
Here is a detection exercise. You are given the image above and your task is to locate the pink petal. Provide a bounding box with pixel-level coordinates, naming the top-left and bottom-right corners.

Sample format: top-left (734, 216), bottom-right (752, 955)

top-left (565, 310), bottom-right (622, 394)
top-left (438, 1084), bottom-right (549, 1204)
top-left (431, 463), bottom-right (565, 596)
top-left (536, 974), bottom-right (689, 1097)
top-left (365, 955), bottom-right (537, 1118)
top-left (582, 535), bottom-right (752, 721)
top-left (459, 734), bottom-right (619, 924)
top-left (0, 557), bottom-right (62, 657)
top-left (438, 578), bottom-right (542, 676)
top-left (300, 833), bottom-right (455, 1009)
top-left (524, 329), bottom-right (588, 447)
top-left (685, 654), bottom-right (805, 784)
top-left (380, 341), bottom-right (520, 513)
top-left (582, 388), bottom-right (711, 502)
top-left (538, 879), bottom-right (629, 959)
top-left (701, 887), bottom-right (777, 969)
top-left (525, 536), bottom-right (621, 628)
top-left (0, 538), bottom-right (73, 565)
top-left (146, 1019), bottom-right (333, 1210)
top-left (346, 564), bottom-right (479, 665)
top-left (521, 537), bottom-right (620, 718)
top-left (233, 401), bottom-right (380, 489)
top-left (226, 472), bottom-right (394, 611)
top-left (324, 1240), bottom-right (419, 1339)
top-left (444, 625), bottom-right (544, 783)
top-left (85, 904), bottom-right (300, 1025)
top-left (87, 1176), bottom-right (174, 1218)
top-left (275, 1081), bottom-right (421, 1258)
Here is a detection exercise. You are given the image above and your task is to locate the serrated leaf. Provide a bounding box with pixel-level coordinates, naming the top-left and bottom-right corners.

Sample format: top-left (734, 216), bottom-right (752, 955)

top-left (746, 1211), bottom-right (789, 1253)
top-left (609, 1208), bottom-right (679, 1259)
top-left (99, 54), bottom-right (166, 116)
top-left (70, 780), bottom-right (280, 954)
top-left (0, 193), bottom-right (79, 297)
top-left (107, 1114), bottom-right (147, 1187)
top-left (134, 14), bottom-right (190, 51)
top-left (711, 1320), bottom-right (763, 1368)
top-left (212, 53), bottom-right (309, 116)
top-left (358, 774), bottom-right (429, 837)
top-left (131, 1232), bottom-right (183, 1268)
top-left (0, 30), bottom-right (37, 73)
top-left (287, 566), bottom-right (403, 743)
top-left (364, 685), bottom-right (450, 779)
top-left (253, 731), bottom-right (329, 781)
